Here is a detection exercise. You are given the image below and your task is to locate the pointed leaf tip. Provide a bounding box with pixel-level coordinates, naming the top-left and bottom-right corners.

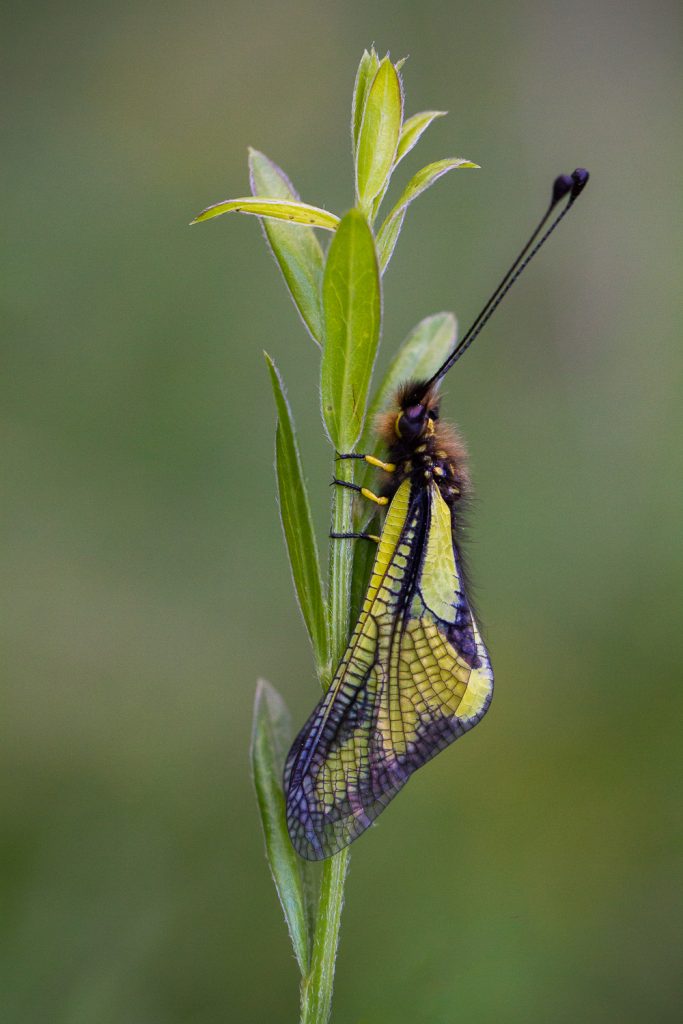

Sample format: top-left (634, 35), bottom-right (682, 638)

top-left (352, 48), bottom-right (380, 156)
top-left (395, 110), bottom-right (448, 166)
top-left (377, 157), bottom-right (478, 272)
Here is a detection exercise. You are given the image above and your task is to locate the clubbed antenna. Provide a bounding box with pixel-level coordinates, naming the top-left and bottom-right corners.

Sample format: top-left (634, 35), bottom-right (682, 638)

top-left (422, 168), bottom-right (590, 390)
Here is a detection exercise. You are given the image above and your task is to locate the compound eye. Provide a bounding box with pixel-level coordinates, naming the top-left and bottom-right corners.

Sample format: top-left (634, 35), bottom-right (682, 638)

top-left (396, 403), bottom-right (428, 440)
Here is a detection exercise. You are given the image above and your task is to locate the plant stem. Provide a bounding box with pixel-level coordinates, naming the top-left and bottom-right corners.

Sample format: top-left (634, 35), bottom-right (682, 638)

top-left (300, 455), bottom-right (355, 1024)
top-left (327, 454), bottom-right (355, 670)
top-left (300, 849), bottom-right (349, 1023)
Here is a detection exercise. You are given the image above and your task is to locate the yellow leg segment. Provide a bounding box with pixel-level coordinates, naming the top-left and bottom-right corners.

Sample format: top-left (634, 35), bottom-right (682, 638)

top-left (363, 454), bottom-right (397, 473)
top-left (360, 488), bottom-right (389, 506)
top-left (335, 452), bottom-right (396, 473)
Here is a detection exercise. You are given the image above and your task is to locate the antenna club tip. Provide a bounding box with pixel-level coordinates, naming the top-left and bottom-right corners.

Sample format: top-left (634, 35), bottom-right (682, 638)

top-left (571, 167), bottom-right (590, 197)
top-left (551, 174), bottom-right (574, 206)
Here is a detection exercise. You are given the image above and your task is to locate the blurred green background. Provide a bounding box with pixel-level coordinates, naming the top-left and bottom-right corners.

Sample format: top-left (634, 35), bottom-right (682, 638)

top-left (3, 1), bottom-right (682, 1021)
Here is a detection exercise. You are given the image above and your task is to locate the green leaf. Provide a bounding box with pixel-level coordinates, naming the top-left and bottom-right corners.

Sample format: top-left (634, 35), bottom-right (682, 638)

top-left (351, 48), bottom-right (380, 157)
top-left (251, 678), bottom-right (313, 976)
top-left (265, 353), bottom-right (329, 678)
top-left (376, 157), bottom-right (479, 272)
top-left (375, 208), bottom-right (405, 275)
top-left (355, 57), bottom-right (403, 212)
top-left (365, 60), bottom-right (409, 223)
top-left (395, 110), bottom-right (447, 166)
top-left (355, 312), bottom-right (457, 529)
top-left (191, 197), bottom-right (339, 231)
top-left (321, 210), bottom-right (381, 452)
top-left (249, 149), bottom-right (325, 346)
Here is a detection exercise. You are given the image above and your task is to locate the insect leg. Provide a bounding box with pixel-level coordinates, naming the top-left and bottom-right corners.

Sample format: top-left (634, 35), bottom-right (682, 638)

top-left (336, 452), bottom-right (396, 473)
top-left (330, 479), bottom-right (389, 506)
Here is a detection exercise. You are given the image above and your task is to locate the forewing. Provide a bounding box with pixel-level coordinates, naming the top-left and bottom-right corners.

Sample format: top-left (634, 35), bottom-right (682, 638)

top-left (284, 480), bottom-right (493, 860)
top-left (284, 479), bottom-right (417, 859)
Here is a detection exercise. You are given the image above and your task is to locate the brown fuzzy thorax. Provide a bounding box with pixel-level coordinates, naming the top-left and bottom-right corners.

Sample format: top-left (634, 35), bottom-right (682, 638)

top-left (375, 384), bottom-right (470, 507)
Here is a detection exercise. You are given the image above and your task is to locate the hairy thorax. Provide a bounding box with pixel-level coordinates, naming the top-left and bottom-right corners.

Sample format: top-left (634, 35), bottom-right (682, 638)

top-left (381, 421), bottom-right (470, 508)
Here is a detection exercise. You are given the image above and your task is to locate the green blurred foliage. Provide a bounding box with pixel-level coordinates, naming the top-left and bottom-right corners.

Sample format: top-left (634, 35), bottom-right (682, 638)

top-left (2, 1), bottom-right (681, 1022)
